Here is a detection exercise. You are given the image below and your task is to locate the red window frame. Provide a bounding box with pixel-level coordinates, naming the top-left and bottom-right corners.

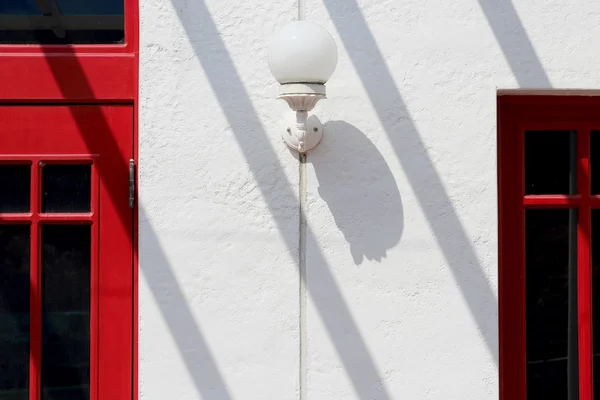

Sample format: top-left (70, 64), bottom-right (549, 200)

top-left (0, 1), bottom-right (140, 399)
top-left (0, 0), bottom-right (139, 100)
top-left (498, 93), bottom-right (600, 400)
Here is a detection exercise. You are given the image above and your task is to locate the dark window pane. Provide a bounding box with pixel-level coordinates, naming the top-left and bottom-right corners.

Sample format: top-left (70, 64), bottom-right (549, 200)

top-left (0, 225), bottom-right (30, 400)
top-left (0, 0), bottom-right (124, 44)
top-left (0, 165), bottom-right (30, 213)
top-left (590, 131), bottom-right (600, 194)
top-left (525, 130), bottom-right (577, 195)
top-left (42, 165), bottom-right (91, 213)
top-left (42, 225), bottom-right (90, 400)
top-left (526, 209), bottom-right (578, 399)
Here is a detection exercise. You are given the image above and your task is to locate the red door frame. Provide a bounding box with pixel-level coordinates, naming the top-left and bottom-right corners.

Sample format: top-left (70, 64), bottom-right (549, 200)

top-left (498, 94), bottom-right (600, 400)
top-left (0, 1), bottom-right (140, 399)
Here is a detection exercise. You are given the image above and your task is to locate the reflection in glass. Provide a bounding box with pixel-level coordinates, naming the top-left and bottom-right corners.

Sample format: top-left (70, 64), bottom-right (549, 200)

top-left (0, 165), bottom-right (30, 213)
top-left (0, 225), bottom-right (30, 400)
top-left (0, 0), bottom-right (124, 44)
top-left (526, 209), bottom-right (578, 400)
top-left (42, 164), bottom-right (91, 213)
top-left (525, 130), bottom-right (577, 195)
top-left (42, 225), bottom-right (90, 400)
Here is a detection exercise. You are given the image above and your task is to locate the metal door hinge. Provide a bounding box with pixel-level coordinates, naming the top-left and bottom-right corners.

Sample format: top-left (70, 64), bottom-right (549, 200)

top-left (129, 159), bottom-right (136, 209)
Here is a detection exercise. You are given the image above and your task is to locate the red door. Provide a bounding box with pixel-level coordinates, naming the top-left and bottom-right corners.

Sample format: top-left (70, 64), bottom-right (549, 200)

top-left (0, 105), bottom-right (133, 400)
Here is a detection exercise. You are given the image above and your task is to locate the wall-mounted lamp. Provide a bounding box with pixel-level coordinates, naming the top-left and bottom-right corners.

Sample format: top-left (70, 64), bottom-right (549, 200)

top-left (268, 21), bottom-right (338, 153)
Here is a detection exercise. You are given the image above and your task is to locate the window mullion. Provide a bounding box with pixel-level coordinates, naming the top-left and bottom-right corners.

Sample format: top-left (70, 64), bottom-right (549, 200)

top-left (29, 159), bottom-right (40, 400)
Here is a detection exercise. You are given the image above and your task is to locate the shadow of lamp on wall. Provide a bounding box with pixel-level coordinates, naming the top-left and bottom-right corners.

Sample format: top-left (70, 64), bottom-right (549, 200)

top-left (313, 121), bottom-right (404, 265)
top-left (268, 21), bottom-right (338, 153)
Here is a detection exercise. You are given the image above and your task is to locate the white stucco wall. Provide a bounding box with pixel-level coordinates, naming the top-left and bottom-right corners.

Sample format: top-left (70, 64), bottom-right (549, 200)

top-left (139, 0), bottom-right (600, 399)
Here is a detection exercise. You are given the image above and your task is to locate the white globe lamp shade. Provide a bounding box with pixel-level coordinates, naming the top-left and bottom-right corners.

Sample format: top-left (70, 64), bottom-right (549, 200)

top-left (268, 21), bottom-right (338, 85)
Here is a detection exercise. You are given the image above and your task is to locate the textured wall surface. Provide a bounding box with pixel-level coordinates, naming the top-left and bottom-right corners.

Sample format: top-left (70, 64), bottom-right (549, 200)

top-left (139, 0), bottom-right (600, 398)
top-left (139, 0), bottom-right (300, 399)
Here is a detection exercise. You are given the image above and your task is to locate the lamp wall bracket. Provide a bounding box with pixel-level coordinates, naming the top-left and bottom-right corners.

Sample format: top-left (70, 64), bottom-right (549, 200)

top-left (278, 83), bottom-right (326, 153)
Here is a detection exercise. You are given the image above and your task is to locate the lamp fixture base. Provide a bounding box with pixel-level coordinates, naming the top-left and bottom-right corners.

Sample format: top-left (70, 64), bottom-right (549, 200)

top-left (282, 112), bottom-right (323, 153)
top-left (278, 83), bottom-right (326, 153)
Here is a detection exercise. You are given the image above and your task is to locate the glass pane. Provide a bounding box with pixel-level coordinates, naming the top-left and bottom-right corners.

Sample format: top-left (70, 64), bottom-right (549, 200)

top-left (42, 164), bottom-right (91, 213)
top-left (42, 225), bottom-right (90, 400)
top-left (526, 209), bottom-right (578, 399)
top-left (0, 0), bottom-right (124, 44)
top-left (525, 130), bottom-right (577, 195)
top-left (590, 131), bottom-right (600, 194)
top-left (0, 225), bottom-right (30, 400)
top-left (0, 165), bottom-right (30, 213)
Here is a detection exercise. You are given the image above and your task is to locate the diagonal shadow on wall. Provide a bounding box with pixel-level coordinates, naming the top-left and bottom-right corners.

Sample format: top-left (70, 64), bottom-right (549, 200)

top-left (38, 48), bottom-right (235, 398)
top-left (38, 3), bottom-right (393, 400)
top-left (167, 0), bottom-right (394, 398)
top-left (139, 209), bottom-right (234, 399)
top-left (319, 0), bottom-right (555, 366)
top-left (39, 0), bottom-right (551, 397)
top-left (476, 0), bottom-right (551, 87)
top-left (320, 0), bottom-right (502, 364)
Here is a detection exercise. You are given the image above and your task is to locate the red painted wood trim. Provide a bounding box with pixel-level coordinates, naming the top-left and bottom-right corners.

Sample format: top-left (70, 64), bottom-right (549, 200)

top-left (37, 214), bottom-right (95, 222)
top-left (517, 121), bottom-right (527, 400)
top-left (90, 161), bottom-right (100, 400)
top-left (0, 214), bottom-right (93, 222)
top-left (96, 106), bottom-right (134, 400)
top-left (0, 54), bottom-right (135, 100)
top-left (0, 214), bottom-right (33, 221)
top-left (0, 0), bottom-right (138, 101)
top-left (499, 89), bottom-right (600, 97)
top-left (29, 162), bottom-right (40, 400)
top-left (512, 116), bottom-right (527, 399)
top-left (132, 70), bottom-right (139, 400)
top-left (498, 97), bottom-right (526, 399)
top-left (0, 44), bottom-right (131, 54)
top-left (0, 155), bottom-right (97, 161)
top-left (131, 0), bottom-right (140, 396)
top-left (498, 94), bottom-right (600, 107)
top-left (131, 14), bottom-right (139, 400)
top-left (578, 124), bottom-right (593, 399)
top-left (524, 195), bottom-right (581, 207)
